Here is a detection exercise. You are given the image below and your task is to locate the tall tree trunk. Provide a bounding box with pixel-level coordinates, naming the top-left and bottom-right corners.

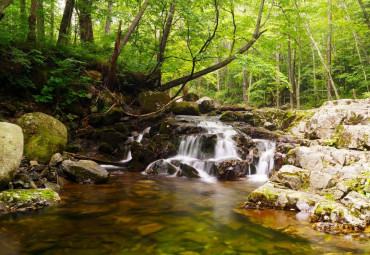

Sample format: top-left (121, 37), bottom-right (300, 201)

top-left (326, 0), bottom-right (333, 100)
top-left (0, 0), bottom-right (13, 21)
top-left (105, 0), bottom-right (113, 34)
top-left (276, 47), bottom-right (281, 108)
top-left (27, 0), bottom-right (37, 42)
top-left (243, 65), bottom-right (247, 104)
top-left (37, 0), bottom-right (45, 41)
top-left (296, 35), bottom-right (302, 109)
top-left (197, 77), bottom-right (202, 98)
top-left (294, 1), bottom-right (340, 99)
top-left (216, 58), bottom-right (221, 91)
top-left (311, 43), bottom-right (318, 101)
top-left (107, 0), bottom-right (150, 89)
top-left (50, 0), bottom-right (55, 40)
top-left (106, 20), bottom-right (122, 90)
top-left (118, 0), bottom-right (150, 55)
top-left (160, 0), bottom-right (266, 91)
top-left (288, 38), bottom-right (295, 108)
top-left (20, 0), bottom-right (26, 23)
top-left (57, 0), bottom-right (75, 44)
top-left (157, 0), bottom-right (176, 69)
top-left (78, 0), bottom-right (94, 43)
top-left (357, 0), bottom-right (370, 30)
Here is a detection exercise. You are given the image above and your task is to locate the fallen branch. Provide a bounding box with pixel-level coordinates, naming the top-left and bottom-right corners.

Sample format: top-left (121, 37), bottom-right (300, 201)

top-left (219, 106), bottom-right (253, 111)
top-left (64, 152), bottom-right (130, 167)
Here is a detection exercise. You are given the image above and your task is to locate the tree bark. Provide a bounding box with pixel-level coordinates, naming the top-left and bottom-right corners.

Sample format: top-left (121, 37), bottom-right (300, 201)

top-left (160, 0), bottom-right (266, 91)
top-left (78, 0), bottom-right (94, 42)
top-left (157, 0), bottom-right (176, 70)
top-left (27, 0), bottom-right (37, 42)
top-left (296, 34), bottom-right (302, 109)
top-left (106, 20), bottom-right (122, 90)
top-left (276, 47), bottom-right (281, 108)
top-left (197, 77), bottom-right (202, 98)
top-left (326, 0), bottom-right (333, 100)
top-left (118, 0), bottom-right (150, 55)
top-left (243, 65), bottom-right (247, 104)
top-left (50, 0), bottom-right (55, 39)
top-left (216, 58), bottom-right (221, 91)
top-left (357, 0), bottom-right (370, 30)
top-left (0, 0), bottom-right (13, 21)
top-left (37, 0), bottom-right (45, 41)
top-left (105, 0), bottom-right (113, 34)
top-left (57, 0), bottom-right (75, 44)
top-left (288, 38), bottom-right (295, 108)
top-left (311, 43), bottom-right (318, 101)
top-left (20, 0), bottom-right (26, 22)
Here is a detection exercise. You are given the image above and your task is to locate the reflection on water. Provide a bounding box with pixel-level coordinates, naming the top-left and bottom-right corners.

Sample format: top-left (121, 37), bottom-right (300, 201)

top-left (0, 173), bottom-right (369, 255)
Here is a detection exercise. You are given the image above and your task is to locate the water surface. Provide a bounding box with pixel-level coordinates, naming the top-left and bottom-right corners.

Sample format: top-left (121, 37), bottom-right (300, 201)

top-left (0, 174), bottom-right (369, 255)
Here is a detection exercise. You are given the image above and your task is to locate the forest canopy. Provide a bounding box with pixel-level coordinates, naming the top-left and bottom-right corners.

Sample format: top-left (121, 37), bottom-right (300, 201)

top-left (0, 0), bottom-right (369, 109)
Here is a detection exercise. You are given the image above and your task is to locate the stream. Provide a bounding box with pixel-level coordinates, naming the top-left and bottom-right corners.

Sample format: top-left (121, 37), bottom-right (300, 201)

top-left (0, 116), bottom-right (369, 254)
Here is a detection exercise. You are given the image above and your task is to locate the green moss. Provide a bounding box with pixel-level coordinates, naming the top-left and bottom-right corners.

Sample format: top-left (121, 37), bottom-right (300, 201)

top-left (323, 192), bottom-right (336, 201)
top-left (0, 189), bottom-right (58, 205)
top-left (249, 188), bottom-right (277, 202)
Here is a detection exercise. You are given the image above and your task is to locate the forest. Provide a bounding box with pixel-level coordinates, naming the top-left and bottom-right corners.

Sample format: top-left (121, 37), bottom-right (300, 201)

top-left (0, 0), bottom-right (369, 109)
top-left (0, 0), bottom-right (369, 254)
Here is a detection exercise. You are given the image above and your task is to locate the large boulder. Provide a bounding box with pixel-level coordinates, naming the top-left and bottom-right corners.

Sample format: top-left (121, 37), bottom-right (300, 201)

top-left (0, 122), bottom-right (24, 189)
top-left (61, 160), bottom-right (109, 184)
top-left (138, 91), bottom-right (170, 113)
top-left (183, 93), bottom-right (199, 102)
top-left (17, 112), bottom-right (68, 164)
top-left (172, 102), bottom-right (200, 116)
top-left (198, 100), bottom-right (216, 114)
top-left (304, 99), bottom-right (370, 150)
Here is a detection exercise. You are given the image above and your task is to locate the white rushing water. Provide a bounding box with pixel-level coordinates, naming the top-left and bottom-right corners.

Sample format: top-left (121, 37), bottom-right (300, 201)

top-left (145, 116), bottom-right (275, 183)
top-left (249, 139), bottom-right (276, 182)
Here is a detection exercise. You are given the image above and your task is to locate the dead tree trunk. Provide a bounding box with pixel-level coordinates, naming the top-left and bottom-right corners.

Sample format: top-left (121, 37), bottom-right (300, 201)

top-left (57, 0), bottom-right (75, 44)
top-left (106, 20), bottom-right (122, 90)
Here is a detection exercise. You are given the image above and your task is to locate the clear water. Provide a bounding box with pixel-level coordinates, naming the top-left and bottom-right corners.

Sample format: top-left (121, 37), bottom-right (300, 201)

top-left (0, 174), bottom-right (369, 255)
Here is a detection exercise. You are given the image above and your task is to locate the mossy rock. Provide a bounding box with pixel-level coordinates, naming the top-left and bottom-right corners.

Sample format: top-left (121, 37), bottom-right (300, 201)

top-left (102, 107), bottom-right (124, 125)
top-left (183, 93), bottom-right (199, 102)
top-left (138, 91), bottom-right (170, 113)
top-left (17, 112), bottom-right (67, 164)
top-left (100, 132), bottom-right (125, 147)
top-left (172, 102), bottom-right (200, 116)
top-left (199, 100), bottom-right (215, 114)
top-left (114, 122), bottom-right (128, 132)
top-left (220, 111), bottom-right (244, 122)
top-left (88, 114), bottom-right (102, 126)
top-left (98, 142), bottom-right (114, 154)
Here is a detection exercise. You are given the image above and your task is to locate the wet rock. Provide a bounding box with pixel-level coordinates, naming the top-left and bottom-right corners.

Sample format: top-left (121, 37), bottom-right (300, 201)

top-left (0, 122), bottom-right (23, 189)
top-left (114, 122), bottom-right (128, 133)
top-left (49, 153), bottom-right (63, 167)
top-left (178, 163), bottom-right (200, 178)
top-left (149, 134), bottom-right (178, 158)
top-left (129, 143), bottom-right (156, 172)
top-left (216, 160), bottom-right (249, 181)
top-left (88, 114), bottom-right (102, 126)
top-left (145, 160), bottom-right (177, 175)
top-left (0, 189), bottom-right (60, 214)
top-left (61, 160), bottom-right (109, 184)
top-left (138, 91), bottom-right (170, 113)
top-left (17, 112), bottom-right (68, 164)
top-left (100, 132), bottom-right (125, 147)
top-left (183, 93), bottom-right (199, 102)
top-left (137, 223), bottom-right (164, 236)
top-left (172, 102), bottom-right (200, 116)
top-left (220, 111), bottom-right (244, 122)
top-left (198, 100), bottom-right (215, 114)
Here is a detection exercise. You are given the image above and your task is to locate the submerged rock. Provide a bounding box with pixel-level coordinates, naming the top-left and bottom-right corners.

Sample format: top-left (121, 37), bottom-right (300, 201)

top-left (17, 112), bottom-right (68, 164)
top-left (0, 122), bottom-right (24, 190)
top-left (0, 189), bottom-right (60, 214)
top-left (61, 160), bottom-right (109, 184)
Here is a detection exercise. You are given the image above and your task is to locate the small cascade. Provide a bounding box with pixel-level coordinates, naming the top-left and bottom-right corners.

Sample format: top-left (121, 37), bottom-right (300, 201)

top-left (249, 139), bottom-right (276, 182)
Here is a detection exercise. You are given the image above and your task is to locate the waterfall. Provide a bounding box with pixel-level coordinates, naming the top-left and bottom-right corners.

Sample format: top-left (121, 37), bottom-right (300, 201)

top-left (249, 139), bottom-right (276, 182)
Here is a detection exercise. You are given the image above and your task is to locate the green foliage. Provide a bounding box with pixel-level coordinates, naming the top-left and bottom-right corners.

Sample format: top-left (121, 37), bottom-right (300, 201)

top-left (34, 58), bottom-right (90, 107)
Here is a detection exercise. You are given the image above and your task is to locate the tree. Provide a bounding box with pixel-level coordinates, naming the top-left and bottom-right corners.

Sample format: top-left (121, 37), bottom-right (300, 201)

top-left (57, 0), bottom-right (75, 44)
top-left (77, 0), bottom-right (94, 42)
top-left (357, 0), bottom-right (370, 30)
top-left (105, 0), bottom-right (113, 34)
top-left (0, 0), bottom-right (13, 21)
top-left (37, 0), bottom-right (45, 41)
top-left (27, 0), bottom-right (37, 42)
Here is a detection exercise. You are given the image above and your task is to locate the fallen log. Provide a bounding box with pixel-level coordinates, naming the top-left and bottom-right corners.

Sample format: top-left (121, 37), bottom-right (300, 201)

top-left (64, 152), bottom-right (130, 167)
top-left (219, 106), bottom-right (253, 112)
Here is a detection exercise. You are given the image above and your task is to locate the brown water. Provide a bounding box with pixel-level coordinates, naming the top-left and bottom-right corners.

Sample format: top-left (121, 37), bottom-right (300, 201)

top-left (0, 173), bottom-right (369, 255)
